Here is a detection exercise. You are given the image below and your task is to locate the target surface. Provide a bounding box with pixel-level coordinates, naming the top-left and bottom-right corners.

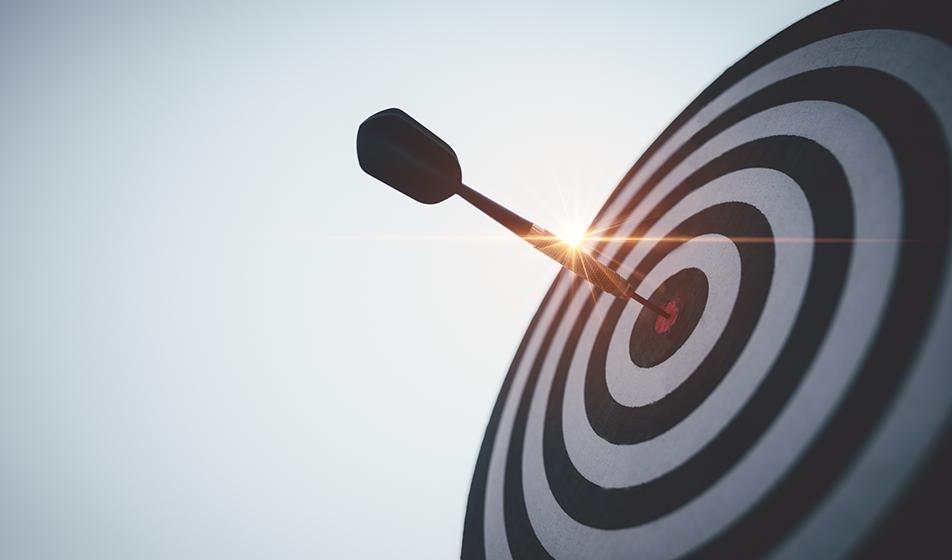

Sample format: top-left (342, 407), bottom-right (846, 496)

top-left (462, 1), bottom-right (952, 558)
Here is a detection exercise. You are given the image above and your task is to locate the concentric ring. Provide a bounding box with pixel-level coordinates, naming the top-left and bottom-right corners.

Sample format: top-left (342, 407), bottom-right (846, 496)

top-left (463, 3), bottom-right (952, 558)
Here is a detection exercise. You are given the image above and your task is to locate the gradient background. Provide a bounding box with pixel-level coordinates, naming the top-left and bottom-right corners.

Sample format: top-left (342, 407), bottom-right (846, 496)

top-left (1, 1), bottom-right (831, 558)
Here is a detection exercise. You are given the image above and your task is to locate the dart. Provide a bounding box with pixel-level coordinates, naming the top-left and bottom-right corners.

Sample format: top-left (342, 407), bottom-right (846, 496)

top-left (356, 107), bottom-right (669, 318)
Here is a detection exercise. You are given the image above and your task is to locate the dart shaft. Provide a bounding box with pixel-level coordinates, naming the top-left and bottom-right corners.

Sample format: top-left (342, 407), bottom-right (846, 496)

top-left (526, 225), bottom-right (669, 318)
top-left (457, 184), bottom-right (668, 318)
top-left (457, 183), bottom-right (534, 237)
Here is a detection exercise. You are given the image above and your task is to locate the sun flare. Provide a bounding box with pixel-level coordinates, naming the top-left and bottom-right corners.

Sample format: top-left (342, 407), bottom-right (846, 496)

top-left (560, 228), bottom-right (588, 248)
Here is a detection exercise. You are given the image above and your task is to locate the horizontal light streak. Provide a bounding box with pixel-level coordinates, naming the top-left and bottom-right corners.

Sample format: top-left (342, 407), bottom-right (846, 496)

top-left (254, 233), bottom-right (936, 244)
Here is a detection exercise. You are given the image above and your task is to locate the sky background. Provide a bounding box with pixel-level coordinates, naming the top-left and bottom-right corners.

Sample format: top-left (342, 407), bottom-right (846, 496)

top-left (1, 1), bottom-right (831, 558)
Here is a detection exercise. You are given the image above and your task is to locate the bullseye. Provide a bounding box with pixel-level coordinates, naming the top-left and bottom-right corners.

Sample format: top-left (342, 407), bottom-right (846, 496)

top-left (654, 300), bottom-right (680, 334)
top-left (629, 268), bottom-right (709, 368)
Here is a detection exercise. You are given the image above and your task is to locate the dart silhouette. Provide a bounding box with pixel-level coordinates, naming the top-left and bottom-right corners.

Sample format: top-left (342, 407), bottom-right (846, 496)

top-left (356, 107), bottom-right (668, 318)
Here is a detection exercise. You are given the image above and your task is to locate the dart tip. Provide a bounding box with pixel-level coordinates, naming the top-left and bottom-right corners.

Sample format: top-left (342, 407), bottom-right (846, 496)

top-left (625, 287), bottom-right (671, 319)
top-left (647, 302), bottom-right (672, 320)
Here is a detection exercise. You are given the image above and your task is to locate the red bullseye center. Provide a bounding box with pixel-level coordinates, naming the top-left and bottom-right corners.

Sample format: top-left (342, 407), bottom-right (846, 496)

top-left (654, 300), bottom-right (681, 334)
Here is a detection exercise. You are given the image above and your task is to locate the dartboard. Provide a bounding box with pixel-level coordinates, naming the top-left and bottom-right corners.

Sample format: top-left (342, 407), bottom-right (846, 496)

top-left (461, 1), bottom-right (952, 558)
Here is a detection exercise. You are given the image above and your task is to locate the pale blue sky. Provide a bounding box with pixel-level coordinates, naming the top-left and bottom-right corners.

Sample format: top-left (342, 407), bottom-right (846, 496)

top-left (1, 1), bottom-right (830, 558)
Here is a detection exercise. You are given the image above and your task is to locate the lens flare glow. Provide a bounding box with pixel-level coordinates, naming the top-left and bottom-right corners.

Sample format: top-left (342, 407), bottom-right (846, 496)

top-left (559, 227), bottom-right (588, 248)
